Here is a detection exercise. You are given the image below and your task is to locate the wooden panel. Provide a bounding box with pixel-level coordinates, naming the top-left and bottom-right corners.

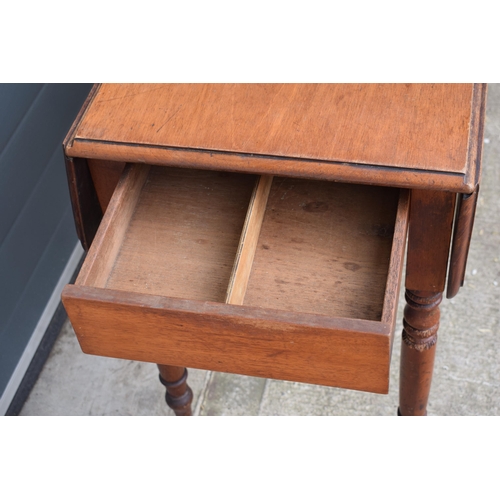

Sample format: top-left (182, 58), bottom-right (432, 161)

top-left (447, 189), bottom-right (479, 298)
top-left (61, 286), bottom-right (392, 393)
top-left (76, 163), bottom-right (150, 288)
top-left (105, 166), bottom-right (256, 302)
top-left (63, 141), bottom-right (477, 193)
top-left (63, 83), bottom-right (100, 154)
top-left (243, 179), bottom-right (400, 320)
top-left (464, 83), bottom-right (487, 189)
top-left (87, 159), bottom-right (126, 212)
top-left (405, 189), bottom-right (456, 292)
top-left (381, 189), bottom-right (410, 328)
top-left (70, 84), bottom-right (474, 176)
top-left (64, 156), bottom-right (102, 251)
top-left (226, 175), bottom-right (273, 305)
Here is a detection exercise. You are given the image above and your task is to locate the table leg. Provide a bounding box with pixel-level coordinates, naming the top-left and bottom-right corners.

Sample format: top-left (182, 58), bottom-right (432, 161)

top-left (399, 190), bottom-right (455, 416)
top-left (158, 364), bottom-right (193, 416)
top-left (399, 290), bottom-right (441, 415)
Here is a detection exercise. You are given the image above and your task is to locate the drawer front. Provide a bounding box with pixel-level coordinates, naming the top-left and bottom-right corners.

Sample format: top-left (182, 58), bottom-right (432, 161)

top-left (62, 286), bottom-right (392, 393)
top-left (62, 164), bottom-right (409, 394)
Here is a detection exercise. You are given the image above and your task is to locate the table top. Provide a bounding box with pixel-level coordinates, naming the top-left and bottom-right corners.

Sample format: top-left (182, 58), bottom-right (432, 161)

top-left (65, 84), bottom-right (486, 193)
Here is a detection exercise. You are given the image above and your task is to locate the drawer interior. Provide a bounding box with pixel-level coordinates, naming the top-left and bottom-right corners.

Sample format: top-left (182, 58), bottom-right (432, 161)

top-left (243, 178), bottom-right (399, 320)
top-left (77, 164), bottom-right (405, 323)
top-left (106, 167), bottom-right (256, 302)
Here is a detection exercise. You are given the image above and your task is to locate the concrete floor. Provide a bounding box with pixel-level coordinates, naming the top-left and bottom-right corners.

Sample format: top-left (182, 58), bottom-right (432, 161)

top-left (20, 85), bottom-right (500, 416)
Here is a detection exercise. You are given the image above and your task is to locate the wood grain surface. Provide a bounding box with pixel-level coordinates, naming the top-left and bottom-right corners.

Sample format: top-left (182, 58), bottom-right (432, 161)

top-left (400, 290), bottom-right (442, 415)
top-left (64, 156), bottom-right (102, 251)
top-left (243, 178), bottom-right (401, 320)
top-left (105, 166), bottom-right (256, 302)
top-left (447, 189), bottom-right (479, 298)
top-left (65, 84), bottom-right (483, 193)
top-left (62, 286), bottom-right (393, 393)
top-left (77, 163), bottom-right (150, 288)
top-left (381, 189), bottom-right (410, 329)
top-left (405, 189), bottom-right (456, 292)
top-left (226, 175), bottom-right (273, 305)
top-left (87, 159), bottom-right (126, 211)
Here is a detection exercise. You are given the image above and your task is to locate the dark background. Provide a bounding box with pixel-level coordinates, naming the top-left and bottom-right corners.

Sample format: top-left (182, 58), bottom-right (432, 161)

top-left (0, 83), bottom-right (92, 410)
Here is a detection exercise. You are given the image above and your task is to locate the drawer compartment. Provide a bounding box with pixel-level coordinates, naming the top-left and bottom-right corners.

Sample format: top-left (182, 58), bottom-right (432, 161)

top-left (62, 164), bottom-right (409, 394)
top-left (243, 178), bottom-right (399, 320)
top-left (105, 167), bottom-right (256, 302)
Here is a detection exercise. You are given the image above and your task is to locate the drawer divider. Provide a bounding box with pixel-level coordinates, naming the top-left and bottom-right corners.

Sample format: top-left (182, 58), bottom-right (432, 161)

top-left (381, 189), bottom-right (410, 326)
top-left (226, 175), bottom-right (273, 305)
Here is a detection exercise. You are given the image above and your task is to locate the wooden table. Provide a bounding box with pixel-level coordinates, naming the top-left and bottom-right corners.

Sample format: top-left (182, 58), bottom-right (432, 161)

top-left (62, 84), bottom-right (486, 415)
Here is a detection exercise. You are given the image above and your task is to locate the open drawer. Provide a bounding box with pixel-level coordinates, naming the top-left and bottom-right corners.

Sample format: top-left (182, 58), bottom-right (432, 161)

top-left (62, 164), bottom-right (409, 394)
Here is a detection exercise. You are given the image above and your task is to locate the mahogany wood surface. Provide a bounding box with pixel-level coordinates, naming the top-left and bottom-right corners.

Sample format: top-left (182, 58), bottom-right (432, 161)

top-left (466, 83), bottom-right (487, 189)
top-left (64, 156), bottom-right (102, 252)
top-left (65, 84), bottom-right (483, 194)
top-left (76, 163), bottom-right (150, 289)
top-left (66, 143), bottom-right (480, 194)
top-left (63, 84), bottom-right (103, 251)
top-left (62, 286), bottom-right (393, 394)
top-left (158, 365), bottom-right (193, 416)
top-left (405, 189), bottom-right (456, 293)
top-left (381, 189), bottom-right (410, 330)
top-left (399, 291), bottom-right (441, 416)
top-left (447, 189), bottom-right (479, 299)
top-left (88, 159), bottom-right (126, 212)
top-left (105, 166), bottom-right (255, 302)
top-left (226, 175), bottom-right (273, 305)
top-left (400, 190), bottom-right (457, 415)
top-left (62, 83), bottom-right (100, 152)
top-left (243, 178), bottom-right (401, 320)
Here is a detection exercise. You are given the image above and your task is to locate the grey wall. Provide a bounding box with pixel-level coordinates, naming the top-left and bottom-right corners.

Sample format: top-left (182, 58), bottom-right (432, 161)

top-left (0, 84), bottom-right (92, 400)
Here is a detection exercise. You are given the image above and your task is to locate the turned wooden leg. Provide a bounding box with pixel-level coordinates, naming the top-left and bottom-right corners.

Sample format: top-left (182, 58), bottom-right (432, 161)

top-left (401, 189), bottom-right (456, 416)
top-left (399, 290), bottom-right (441, 416)
top-left (158, 364), bottom-right (193, 416)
